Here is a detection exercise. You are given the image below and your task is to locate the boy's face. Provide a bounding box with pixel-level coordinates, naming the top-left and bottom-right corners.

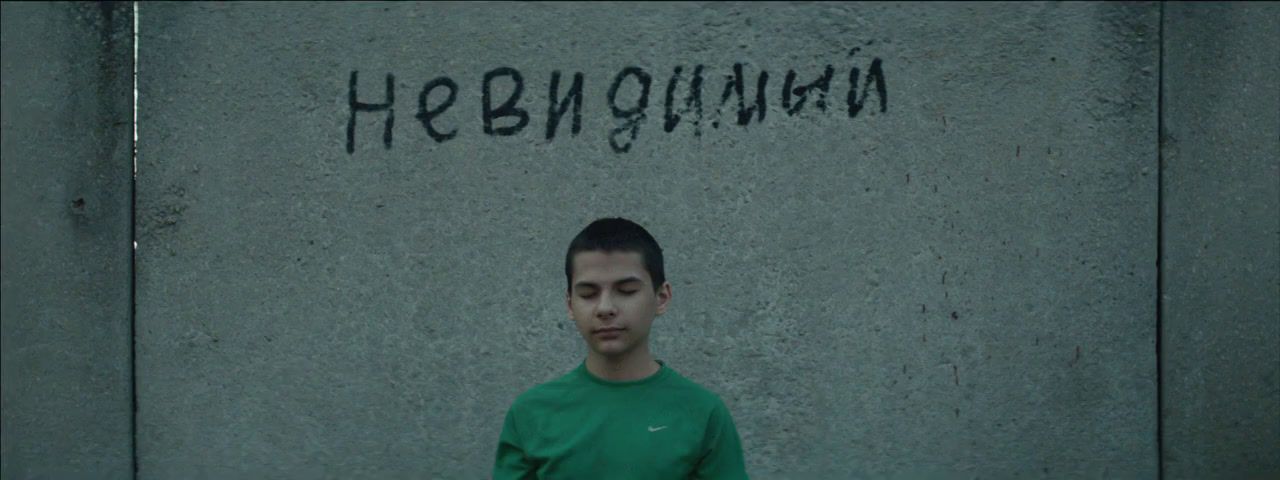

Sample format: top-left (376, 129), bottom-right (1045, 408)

top-left (567, 250), bottom-right (671, 360)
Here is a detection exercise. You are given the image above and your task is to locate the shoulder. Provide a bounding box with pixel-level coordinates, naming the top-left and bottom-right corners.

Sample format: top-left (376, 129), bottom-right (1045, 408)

top-left (508, 365), bottom-right (581, 411)
top-left (649, 366), bottom-right (737, 423)
top-left (660, 367), bottom-right (727, 404)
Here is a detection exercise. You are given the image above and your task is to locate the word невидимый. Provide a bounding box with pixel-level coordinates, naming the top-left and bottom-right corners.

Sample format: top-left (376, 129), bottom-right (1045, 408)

top-left (346, 57), bottom-right (886, 154)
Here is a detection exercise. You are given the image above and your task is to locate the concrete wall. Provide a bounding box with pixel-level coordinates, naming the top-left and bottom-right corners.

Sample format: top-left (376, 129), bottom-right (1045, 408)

top-left (0, 2), bottom-right (134, 479)
top-left (1161, 3), bottom-right (1280, 478)
top-left (135, 3), bottom-right (1159, 478)
top-left (2, 2), bottom-right (1277, 479)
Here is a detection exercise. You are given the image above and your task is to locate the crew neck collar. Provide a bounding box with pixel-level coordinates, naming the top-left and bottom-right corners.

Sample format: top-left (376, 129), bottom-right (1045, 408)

top-left (578, 359), bottom-right (670, 387)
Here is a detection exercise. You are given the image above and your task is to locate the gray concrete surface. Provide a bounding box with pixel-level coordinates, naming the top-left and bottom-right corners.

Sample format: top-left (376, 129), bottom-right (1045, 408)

top-left (1160, 3), bottom-right (1280, 479)
top-left (8, 2), bottom-right (1275, 479)
top-left (135, 3), bottom-right (1159, 478)
top-left (0, 2), bottom-right (135, 479)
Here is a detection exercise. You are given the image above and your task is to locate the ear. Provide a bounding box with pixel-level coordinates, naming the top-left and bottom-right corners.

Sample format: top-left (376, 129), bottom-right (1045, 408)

top-left (655, 281), bottom-right (672, 315)
top-left (566, 292), bottom-right (574, 319)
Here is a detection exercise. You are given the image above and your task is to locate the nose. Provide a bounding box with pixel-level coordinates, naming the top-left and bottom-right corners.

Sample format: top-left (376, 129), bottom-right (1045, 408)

top-left (595, 291), bottom-right (618, 318)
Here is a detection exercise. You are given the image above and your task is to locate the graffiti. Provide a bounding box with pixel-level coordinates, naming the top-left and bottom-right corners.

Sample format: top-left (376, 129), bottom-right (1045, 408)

top-left (346, 57), bottom-right (886, 154)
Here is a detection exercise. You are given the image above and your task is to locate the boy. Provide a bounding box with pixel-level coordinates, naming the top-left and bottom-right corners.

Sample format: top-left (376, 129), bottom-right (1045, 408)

top-left (493, 218), bottom-right (749, 479)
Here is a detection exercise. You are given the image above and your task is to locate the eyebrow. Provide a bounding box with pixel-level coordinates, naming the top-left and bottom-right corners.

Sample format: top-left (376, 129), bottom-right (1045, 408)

top-left (573, 276), bottom-right (644, 290)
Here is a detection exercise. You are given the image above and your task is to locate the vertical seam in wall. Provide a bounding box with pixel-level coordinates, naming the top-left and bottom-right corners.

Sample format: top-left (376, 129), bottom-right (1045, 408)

top-left (130, 2), bottom-right (139, 479)
top-left (1156, 2), bottom-right (1166, 479)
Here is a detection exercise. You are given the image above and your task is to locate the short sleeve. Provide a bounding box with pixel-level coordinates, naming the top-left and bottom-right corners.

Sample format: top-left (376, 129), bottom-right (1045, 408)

top-left (493, 404), bottom-right (538, 480)
top-left (692, 398), bottom-right (749, 479)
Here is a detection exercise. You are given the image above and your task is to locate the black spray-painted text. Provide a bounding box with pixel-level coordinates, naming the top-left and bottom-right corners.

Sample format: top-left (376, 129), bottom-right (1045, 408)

top-left (346, 58), bottom-right (886, 154)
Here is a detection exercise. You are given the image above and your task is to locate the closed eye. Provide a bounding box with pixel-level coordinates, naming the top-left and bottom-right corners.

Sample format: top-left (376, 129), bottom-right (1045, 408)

top-left (578, 290), bottom-right (637, 298)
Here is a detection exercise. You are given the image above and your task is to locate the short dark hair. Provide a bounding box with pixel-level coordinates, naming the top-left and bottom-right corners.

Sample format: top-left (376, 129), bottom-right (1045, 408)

top-left (565, 217), bottom-right (666, 294)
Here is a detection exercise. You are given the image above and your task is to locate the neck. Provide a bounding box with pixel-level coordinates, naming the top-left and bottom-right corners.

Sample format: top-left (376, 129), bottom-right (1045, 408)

top-left (586, 348), bottom-right (660, 381)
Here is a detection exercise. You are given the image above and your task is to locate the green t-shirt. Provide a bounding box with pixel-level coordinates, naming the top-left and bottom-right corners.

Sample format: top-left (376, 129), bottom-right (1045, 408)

top-left (493, 359), bottom-right (748, 479)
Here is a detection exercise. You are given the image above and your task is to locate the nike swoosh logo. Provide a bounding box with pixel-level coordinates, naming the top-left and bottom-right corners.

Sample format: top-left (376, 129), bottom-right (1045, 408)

top-left (648, 425), bottom-right (668, 432)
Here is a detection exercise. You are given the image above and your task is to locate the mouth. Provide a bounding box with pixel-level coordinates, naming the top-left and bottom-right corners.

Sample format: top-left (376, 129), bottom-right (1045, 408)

top-left (594, 328), bottom-right (625, 336)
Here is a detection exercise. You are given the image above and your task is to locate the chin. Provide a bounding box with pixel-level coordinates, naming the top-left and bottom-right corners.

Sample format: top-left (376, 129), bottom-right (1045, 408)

top-left (595, 344), bottom-right (632, 356)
